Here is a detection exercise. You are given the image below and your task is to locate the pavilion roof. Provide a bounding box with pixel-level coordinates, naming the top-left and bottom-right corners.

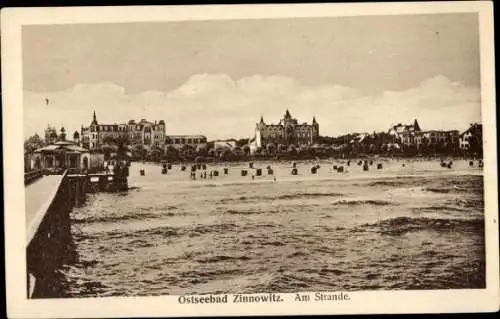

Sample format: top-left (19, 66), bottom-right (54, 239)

top-left (34, 143), bottom-right (88, 153)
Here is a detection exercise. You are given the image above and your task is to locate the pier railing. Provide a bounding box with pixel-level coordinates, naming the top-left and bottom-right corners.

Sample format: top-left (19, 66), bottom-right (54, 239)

top-left (24, 169), bottom-right (44, 186)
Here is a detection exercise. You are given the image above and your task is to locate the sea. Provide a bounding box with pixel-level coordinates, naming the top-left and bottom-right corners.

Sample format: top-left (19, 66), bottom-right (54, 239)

top-left (59, 158), bottom-right (486, 297)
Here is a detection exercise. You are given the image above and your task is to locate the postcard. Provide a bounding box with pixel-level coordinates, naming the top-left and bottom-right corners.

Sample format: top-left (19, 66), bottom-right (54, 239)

top-left (2, 2), bottom-right (498, 318)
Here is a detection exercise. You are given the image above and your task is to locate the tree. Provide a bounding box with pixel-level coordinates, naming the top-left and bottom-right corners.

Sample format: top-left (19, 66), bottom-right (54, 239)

top-left (165, 145), bottom-right (180, 161)
top-left (131, 144), bottom-right (147, 161)
top-left (266, 143), bottom-right (276, 155)
top-left (219, 148), bottom-right (234, 161)
top-left (242, 145), bottom-right (251, 156)
top-left (181, 144), bottom-right (195, 161)
top-left (196, 145), bottom-right (208, 157)
top-left (24, 133), bottom-right (46, 154)
top-left (147, 147), bottom-right (163, 162)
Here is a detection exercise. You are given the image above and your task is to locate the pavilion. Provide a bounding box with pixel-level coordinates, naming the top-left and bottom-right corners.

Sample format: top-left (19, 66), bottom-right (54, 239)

top-left (32, 128), bottom-right (91, 172)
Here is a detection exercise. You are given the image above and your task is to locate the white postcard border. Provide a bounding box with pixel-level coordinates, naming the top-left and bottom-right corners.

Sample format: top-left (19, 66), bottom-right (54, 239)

top-left (2, 2), bottom-right (499, 318)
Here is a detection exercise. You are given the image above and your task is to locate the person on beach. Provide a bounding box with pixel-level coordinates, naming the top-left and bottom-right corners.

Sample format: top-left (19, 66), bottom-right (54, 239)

top-left (252, 175), bottom-right (255, 181)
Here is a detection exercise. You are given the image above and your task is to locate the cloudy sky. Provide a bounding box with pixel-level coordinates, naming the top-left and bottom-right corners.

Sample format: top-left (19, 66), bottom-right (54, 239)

top-left (23, 13), bottom-right (481, 140)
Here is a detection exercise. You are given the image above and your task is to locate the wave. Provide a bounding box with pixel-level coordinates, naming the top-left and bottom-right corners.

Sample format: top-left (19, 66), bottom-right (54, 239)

top-left (225, 209), bottom-right (268, 215)
top-left (356, 216), bottom-right (484, 236)
top-left (195, 255), bottom-right (251, 263)
top-left (332, 199), bottom-right (393, 206)
top-left (411, 205), bottom-right (471, 213)
top-left (72, 211), bottom-right (161, 224)
top-left (72, 207), bottom-right (180, 224)
top-left (218, 192), bottom-right (344, 204)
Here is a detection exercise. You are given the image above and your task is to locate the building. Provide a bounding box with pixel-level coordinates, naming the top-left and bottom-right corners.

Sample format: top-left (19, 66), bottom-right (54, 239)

top-left (30, 127), bottom-right (91, 172)
top-left (253, 109), bottom-right (319, 149)
top-left (388, 119), bottom-right (422, 146)
top-left (165, 135), bottom-right (208, 149)
top-left (459, 123), bottom-right (483, 151)
top-left (422, 130), bottom-right (459, 148)
top-left (388, 119), bottom-right (459, 152)
top-left (81, 111), bottom-right (166, 150)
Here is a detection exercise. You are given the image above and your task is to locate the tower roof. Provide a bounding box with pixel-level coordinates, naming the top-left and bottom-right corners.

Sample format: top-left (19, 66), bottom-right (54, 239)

top-left (91, 110), bottom-right (98, 125)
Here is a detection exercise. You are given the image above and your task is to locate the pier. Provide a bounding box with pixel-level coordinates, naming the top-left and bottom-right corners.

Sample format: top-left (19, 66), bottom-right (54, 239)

top-left (25, 168), bottom-right (128, 298)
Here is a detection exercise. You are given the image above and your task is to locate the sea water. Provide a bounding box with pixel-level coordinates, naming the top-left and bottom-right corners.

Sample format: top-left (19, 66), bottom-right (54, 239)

top-left (60, 159), bottom-right (485, 296)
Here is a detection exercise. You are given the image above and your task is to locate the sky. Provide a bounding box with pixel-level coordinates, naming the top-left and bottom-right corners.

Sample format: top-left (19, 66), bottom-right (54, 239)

top-left (22, 13), bottom-right (481, 140)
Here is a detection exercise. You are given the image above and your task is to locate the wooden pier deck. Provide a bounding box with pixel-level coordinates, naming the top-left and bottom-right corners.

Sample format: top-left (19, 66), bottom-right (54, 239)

top-left (25, 175), bottom-right (64, 243)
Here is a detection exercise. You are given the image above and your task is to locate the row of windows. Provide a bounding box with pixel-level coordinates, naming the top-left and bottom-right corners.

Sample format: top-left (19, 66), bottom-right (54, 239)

top-left (90, 125), bottom-right (165, 132)
top-left (166, 138), bottom-right (207, 145)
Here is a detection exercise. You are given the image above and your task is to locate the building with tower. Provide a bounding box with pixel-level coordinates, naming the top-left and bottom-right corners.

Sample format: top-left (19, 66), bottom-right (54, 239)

top-left (80, 111), bottom-right (166, 150)
top-left (252, 109), bottom-right (319, 151)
